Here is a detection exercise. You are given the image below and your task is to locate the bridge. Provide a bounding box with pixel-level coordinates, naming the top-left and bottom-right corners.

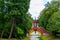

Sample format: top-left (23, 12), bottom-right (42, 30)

top-left (27, 19), bottom-right (48, 40)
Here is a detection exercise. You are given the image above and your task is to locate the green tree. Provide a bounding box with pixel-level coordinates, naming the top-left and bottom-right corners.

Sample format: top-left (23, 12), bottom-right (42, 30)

top-left (38, 0), bottom-right (60, 36)
top-left (46, 11), bottom-right (60, 36)
top-left (0, 0), bottom-right (32, 39)
top-left (38, 6), bottom-right (58, 28)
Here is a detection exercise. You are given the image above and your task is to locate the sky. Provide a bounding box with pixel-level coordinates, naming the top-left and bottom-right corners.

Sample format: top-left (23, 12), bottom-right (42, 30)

top-left (28, 0), bottom-right (52, 19)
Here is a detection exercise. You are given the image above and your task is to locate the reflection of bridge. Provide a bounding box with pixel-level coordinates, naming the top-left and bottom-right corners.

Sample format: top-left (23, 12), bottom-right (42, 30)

top-left (30, 37), bottom-right (39, 40)
top-left (30, 35), bottom-right (40, 38)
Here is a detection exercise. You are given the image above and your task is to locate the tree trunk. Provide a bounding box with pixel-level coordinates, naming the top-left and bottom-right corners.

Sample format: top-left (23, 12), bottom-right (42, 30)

top-left (0, 23), bottom-right (5, 40)
top-left (8, 18), bottom-right (15, 40)
top-left (0, 29), bottom-right (4, 40)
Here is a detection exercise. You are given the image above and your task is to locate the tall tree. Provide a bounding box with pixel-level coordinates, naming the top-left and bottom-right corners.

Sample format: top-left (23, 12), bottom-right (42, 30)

top-left (38, 5), bottom-right (58, 28)
top-left (0, 0), bottom-right (33, 39)
top-left (0, 0), bottom-right (7, 39)
top-left (46, 11), bottom-right (60, 36)
top-left (38, 0), bottom-right (60, 36)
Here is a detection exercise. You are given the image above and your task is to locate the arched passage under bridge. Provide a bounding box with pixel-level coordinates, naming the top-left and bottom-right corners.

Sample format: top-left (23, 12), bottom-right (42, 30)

top-left (27, 20), bottom-right (48, 40)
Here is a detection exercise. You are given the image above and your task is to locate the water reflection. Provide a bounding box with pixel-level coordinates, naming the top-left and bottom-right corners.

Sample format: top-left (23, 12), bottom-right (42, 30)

top-left (30, 36), bottom-right (39, 40)
top-left (29, 31), bottom-right (41, 40)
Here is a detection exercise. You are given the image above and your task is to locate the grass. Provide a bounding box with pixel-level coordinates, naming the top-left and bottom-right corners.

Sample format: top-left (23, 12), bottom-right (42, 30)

top-left (42, 35), bottom-right (60, 40)
top-left (0, 38), bottom-right (29, 40)
top-left (23, 37), bottom-right (29, 40)
top-left (0, 38), bottom-right (24, 40)
top-left (0, 38), bottom-right (17, 40)
top-left (42, 35), bottom-right (52, 40)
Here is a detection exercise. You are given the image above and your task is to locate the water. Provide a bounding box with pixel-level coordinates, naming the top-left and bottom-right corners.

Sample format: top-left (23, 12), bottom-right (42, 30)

top-left (30, 37), bottom-right (39, 40)
top-left (29, 31), bottom-right (42, 40)
top-left (30, 36), bottom-right (39, 40)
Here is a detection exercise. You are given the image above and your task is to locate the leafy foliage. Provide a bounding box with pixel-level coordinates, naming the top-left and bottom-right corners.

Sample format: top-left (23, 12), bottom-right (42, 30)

top-left (0, 0), bottom-right (32, 38)
top-left (46, 11), bottom-right (60, 36)
top-left (38, 0), bottom-right (60, 36)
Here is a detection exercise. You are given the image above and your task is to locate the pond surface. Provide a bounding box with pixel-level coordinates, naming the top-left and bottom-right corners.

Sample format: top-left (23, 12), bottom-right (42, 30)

top-left (29, 31), bottom-right (41, 40)
top-left (30, 36), bottom-right (39, 40)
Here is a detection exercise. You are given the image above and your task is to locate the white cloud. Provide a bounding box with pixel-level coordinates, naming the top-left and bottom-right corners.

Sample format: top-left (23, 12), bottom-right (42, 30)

top-left (28, 0), bottom-right (52, 19)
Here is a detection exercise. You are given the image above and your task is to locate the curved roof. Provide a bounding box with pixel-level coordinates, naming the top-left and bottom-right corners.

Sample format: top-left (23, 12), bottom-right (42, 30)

top-left (28, 27), bottom-right (47, 35)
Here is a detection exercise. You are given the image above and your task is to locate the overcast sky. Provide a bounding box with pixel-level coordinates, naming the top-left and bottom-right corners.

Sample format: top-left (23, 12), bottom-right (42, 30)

top-left (28, 0), bottom-right (52, 19)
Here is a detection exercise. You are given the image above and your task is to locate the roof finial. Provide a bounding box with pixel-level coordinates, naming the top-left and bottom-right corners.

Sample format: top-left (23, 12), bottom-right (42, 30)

top-left (35, 16), bottom-right (36, 20)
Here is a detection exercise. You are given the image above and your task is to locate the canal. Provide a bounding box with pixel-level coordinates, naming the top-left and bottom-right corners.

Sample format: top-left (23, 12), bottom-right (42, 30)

top-left (30, 35), bottom-right (40, 40)
top-left (29, 31), bottom-right (42, 40)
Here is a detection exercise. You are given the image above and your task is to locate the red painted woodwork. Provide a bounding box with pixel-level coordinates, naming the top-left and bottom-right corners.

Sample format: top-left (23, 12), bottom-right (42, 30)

top-left (27, 20), bottom-right (47, 36)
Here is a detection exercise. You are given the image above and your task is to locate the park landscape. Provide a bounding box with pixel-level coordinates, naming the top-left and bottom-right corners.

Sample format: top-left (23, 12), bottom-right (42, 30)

top-left (0, 0), bottom-right (60, 40)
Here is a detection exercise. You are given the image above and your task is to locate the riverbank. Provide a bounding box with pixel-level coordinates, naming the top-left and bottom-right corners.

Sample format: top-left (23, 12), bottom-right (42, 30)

top-left (0, 36), bottom-right (60, 40)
